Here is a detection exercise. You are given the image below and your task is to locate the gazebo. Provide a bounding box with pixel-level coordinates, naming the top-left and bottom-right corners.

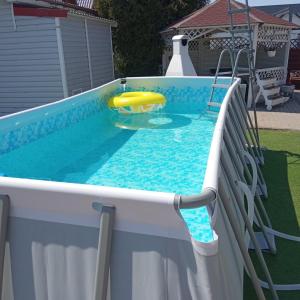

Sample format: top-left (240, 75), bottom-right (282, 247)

top-left (161, 0), bottom-right (298, 110)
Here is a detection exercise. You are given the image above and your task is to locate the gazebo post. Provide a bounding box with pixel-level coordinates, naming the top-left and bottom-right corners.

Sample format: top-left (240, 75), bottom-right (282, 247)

top-left (284, 31), bottom-right (291, 81)
top-left (252, 24), bottom-right (259, 69)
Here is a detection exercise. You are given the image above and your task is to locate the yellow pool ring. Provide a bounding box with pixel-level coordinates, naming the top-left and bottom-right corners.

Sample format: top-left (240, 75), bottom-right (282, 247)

top-left (108, 92), bottom-right (166, 113)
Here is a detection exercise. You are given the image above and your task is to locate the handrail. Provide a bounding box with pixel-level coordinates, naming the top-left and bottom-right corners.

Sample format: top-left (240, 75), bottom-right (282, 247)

top-left (174, 188), bottom-right (217, 210)
top-left (209, 48), bottom-right (234, 103)
top-left (231, 48), bottom-right (260, 149)
top-left (231, 48), bottom-right (252, 83)
top-left (214, 49), bottom-right (235, 83)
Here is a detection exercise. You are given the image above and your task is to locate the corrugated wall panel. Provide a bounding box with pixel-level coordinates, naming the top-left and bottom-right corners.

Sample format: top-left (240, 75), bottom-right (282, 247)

top-left (0, 3), bottom-right (15, 33)
top-left (0, 2), bottom-right (64, 115)
top-left (60, 17), bottom-right (91, 95)
top-left (87, 19), bottom-right (114, 87)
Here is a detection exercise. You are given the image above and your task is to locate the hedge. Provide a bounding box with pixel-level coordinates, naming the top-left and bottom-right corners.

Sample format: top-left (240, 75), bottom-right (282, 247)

top-left (95, 0), bottom-right (207, 76)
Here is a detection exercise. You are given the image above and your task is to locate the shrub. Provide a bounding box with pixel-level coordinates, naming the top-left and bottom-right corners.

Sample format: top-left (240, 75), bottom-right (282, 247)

top-left (96, 0), bottom-right (207, 76)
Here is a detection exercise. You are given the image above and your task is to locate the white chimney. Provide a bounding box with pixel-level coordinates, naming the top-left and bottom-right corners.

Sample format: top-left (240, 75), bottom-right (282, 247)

top-left (165, 35), bottom-right (197, 76)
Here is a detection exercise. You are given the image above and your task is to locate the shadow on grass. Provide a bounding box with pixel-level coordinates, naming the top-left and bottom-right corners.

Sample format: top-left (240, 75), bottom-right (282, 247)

top-left (244, 148), bottom-right (300, 300)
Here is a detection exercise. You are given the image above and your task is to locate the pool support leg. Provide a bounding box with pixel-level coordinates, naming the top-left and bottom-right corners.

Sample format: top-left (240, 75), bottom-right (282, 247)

top-left (218, 175), bottom-right (266, 300)
top-left (220, 157), bottom-right (279, 300)
top-left (223, 129), bottom-right (276, 254)
top-left (227, 106), bottom-right (267, 198)
top-left (93, 205), bottom-right (115, 300)
top-left (227, 113), bottom-right (267, 198)
top-left (0, 195), bottom-right (9, 300)
top-left (235, 87), bottom-right (262, 156)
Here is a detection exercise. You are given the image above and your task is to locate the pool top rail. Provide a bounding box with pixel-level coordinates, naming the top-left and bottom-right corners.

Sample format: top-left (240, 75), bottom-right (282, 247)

top-left (174, 76), bottom-right (241, 210)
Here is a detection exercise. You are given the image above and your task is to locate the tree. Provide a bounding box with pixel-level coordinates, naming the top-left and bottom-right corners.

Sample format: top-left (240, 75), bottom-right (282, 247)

top-left (96, 0), bottom-right (208, 77)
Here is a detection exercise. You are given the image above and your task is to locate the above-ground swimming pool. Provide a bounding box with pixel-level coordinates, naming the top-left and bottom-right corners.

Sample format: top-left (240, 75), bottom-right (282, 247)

top-left (0, 77), bottom-right (228, 242)
top-left (0, 76), bottom-right (249, 300)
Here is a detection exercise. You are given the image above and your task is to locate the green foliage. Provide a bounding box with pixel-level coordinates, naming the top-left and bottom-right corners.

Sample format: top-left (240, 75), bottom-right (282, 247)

top-left (95, 0), bottom-right (207, 77)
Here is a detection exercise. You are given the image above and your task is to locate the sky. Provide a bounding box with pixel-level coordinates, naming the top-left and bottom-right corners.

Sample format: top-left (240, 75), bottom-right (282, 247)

top-left (211, 0), bottom-right (300, 6)
top-left (242, 0), bottom-right (300, 5)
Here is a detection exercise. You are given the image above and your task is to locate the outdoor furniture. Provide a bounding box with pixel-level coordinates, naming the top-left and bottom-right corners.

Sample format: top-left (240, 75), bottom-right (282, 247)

top-left (255, 67), bottom-right (290, 110)
top-left (289, 71), bottom-right (300, 89)
top-left (281, 84), bottom-right (295, 99)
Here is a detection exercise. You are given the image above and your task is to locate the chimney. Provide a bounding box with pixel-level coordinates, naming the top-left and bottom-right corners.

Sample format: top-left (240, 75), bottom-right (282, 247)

top-left (165, 35), bottom-right (197, 76)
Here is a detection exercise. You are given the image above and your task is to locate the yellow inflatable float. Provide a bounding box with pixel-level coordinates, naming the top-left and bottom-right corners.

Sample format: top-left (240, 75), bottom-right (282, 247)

top-left (108, 92), bottom-right (166, 114)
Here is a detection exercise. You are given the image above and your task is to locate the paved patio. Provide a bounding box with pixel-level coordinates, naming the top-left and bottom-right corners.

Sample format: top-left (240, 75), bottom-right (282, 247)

top-left (250, 90), bottom-right (300, 131)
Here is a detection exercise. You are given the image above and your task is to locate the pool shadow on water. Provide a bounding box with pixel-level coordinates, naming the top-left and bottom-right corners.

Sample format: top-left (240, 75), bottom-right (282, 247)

top-left (52, 129), bottom-right (136, 184)
top-left (244, 149), bottom-right (300, 300)
top-left (111, 113), bottom-right (192, 130)
top-left (49, 111), bottom-right (213, 185)
top-left (52, 113), bottom-right (194, 184)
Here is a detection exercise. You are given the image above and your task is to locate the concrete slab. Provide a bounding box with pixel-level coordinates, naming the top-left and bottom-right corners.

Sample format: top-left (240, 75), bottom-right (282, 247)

top-left (250, 90), bottom-right (300, 131)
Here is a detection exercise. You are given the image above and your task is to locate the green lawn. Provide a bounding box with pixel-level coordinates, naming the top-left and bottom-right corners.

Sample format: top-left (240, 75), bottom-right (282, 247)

top-left (244, 130), bottom-right (300, 300)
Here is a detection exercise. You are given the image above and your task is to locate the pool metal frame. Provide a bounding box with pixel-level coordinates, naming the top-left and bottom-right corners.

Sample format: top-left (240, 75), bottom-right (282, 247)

top-left (0, 76), bottom-right (279, 300)
top-left (176, 80), bottom-right (278, 300)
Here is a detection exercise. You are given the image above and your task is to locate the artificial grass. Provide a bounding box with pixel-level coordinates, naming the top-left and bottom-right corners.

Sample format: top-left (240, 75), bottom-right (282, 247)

top-left (244, 130), bottom-right (300, 300)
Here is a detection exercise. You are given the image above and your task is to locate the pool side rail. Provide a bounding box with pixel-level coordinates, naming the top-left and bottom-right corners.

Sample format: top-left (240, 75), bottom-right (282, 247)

top-left (174, 188), bottom-right (217, 209)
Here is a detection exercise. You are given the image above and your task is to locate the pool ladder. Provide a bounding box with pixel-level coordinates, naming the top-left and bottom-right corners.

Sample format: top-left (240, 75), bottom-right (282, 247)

top-left (208, 0), bottom-right (260, 151)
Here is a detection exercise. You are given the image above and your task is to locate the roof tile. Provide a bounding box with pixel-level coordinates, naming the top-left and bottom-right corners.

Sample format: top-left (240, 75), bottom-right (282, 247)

top-left (167, 0), bottom-right (297, 30)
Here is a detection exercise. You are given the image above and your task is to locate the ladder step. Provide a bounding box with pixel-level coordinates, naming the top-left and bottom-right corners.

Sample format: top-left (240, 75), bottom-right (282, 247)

top-left (267, 93), bottom-right (281, 100)
top-left (212, 83), bottom-right (231, 89)
top-left (228, 7), bottom-right (250, 14)
top-left (238, 67), bottom-right (250, 71)
top-left (264, 86), bottom-right (280, 96)
top-left (267, 96), bottom-right (289, 107)
top-left (230, 28), bottom-right (252, 34)
top-left (208, 102), bottom-right (222, 108)
top-left (218, 71), bottom-right (232, 75)
top-left (263, 83), bottom-right (281, 90)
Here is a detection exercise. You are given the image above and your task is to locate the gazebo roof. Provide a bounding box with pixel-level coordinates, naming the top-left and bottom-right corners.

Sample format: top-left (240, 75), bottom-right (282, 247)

top-left (165, 0), bottom-right (297, 31)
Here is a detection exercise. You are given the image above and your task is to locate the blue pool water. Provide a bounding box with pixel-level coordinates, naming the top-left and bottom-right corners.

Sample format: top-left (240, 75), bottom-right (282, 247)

top-left (0, 83), bottom-right (226, 242)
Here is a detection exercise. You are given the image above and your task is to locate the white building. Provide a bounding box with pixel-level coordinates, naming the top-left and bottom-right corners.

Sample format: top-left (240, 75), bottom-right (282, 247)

top-left (0, 0), bottom-right (116, 115)
top-left (256, 4), bottom-right (300, 39)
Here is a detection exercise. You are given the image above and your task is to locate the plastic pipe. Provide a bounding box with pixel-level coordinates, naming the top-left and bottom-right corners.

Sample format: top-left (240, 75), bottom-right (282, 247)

top-left (175, 188), bottom-right (217, 209)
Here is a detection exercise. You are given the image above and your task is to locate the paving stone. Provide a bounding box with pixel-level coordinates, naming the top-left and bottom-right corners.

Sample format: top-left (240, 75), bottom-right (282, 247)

top-left (249, 90), bottom-right (300, 131)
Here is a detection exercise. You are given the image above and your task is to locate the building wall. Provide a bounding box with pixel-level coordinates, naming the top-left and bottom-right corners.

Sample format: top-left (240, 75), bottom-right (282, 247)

top-left (292, 14), bottom-right (300, 39)
top-left (60, 16), bottom-right (91, 95)
top-left (60, 16), bottom-right (114, 96)
top-left (281, 13), bottom-right (300, 39)
top-left (87, 19), bottom-right (114, 87)
top-left (0, 1), bottom-right (64, 116)
top-left (0, 2), bottom-right (115, 116)
top-left (254, 4), bottom-right (300, 40)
